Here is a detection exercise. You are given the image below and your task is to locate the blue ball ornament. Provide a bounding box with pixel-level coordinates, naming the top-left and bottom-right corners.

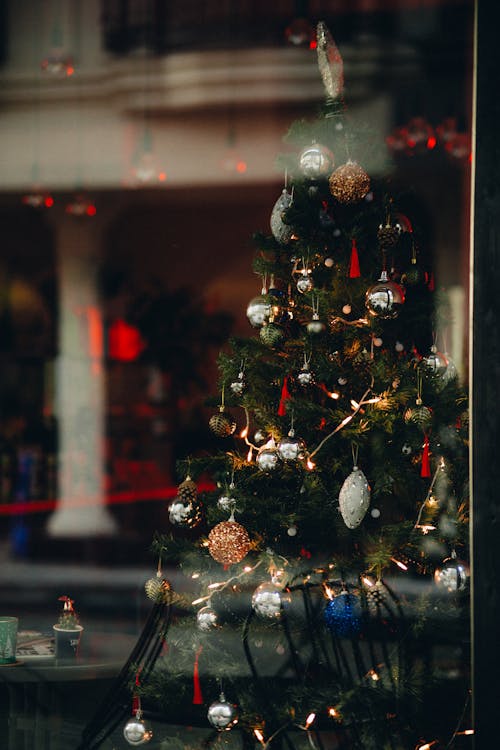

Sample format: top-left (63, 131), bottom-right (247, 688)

top-left (324, 592), bottom-right (362, 637)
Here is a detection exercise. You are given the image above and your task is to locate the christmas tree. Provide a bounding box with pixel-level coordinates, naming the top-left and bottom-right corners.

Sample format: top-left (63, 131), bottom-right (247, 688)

top-left (134, 23), bottom-right (470, 750)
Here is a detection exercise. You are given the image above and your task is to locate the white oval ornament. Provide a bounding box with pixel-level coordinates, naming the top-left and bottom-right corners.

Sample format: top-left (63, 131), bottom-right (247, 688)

top-left (338, 466), bottom-right (370, 529)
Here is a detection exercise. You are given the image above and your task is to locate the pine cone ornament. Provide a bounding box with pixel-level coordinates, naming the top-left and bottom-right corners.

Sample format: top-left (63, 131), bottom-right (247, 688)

top-left (377, 218), bottom-right (402, 250)
top-left (178, 476), bottom-right (197, 503)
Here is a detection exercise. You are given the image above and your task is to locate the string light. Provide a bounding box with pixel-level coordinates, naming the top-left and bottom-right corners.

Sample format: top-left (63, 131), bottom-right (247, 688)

top-left (390, 557), bottom-right (409, 571)
top-left (240, 427), bottom-right (248, 439)
top-left (306, 458), bottom-right (316, 470)
top-left (305, 713), bottom-right (316, 728)
top-left (414, 457), bottom-right (446, 530)
top-left (416, 524), bottom-right (437, 534)
top-left (362, 576), bottom-right (375, 587)
top-left (327, 707), bottom-right (338, 718)
top-left (254, 728), bottom-right (265, 744)
top-left (191, 559), bottom-right (264, 607)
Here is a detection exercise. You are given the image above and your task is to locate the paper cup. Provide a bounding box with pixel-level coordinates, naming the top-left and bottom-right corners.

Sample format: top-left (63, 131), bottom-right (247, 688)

top-left (53, 624), bottom-right (83, 659)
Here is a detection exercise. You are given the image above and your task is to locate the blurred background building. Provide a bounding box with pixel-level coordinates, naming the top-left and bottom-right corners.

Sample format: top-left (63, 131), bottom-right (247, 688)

top-left (0, 0), bottom-right (472, 589)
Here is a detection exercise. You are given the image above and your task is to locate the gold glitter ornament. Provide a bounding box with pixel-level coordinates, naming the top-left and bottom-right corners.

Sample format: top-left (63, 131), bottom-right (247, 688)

top-left (208, 517), bottom-right (251, 565)
top-left (329, 160), bottom-right (370, 204)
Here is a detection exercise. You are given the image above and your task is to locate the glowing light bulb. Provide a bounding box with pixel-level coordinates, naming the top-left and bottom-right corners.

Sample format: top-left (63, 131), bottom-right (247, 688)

top-left (391, 557), bottom-right (408, 571)
top-left (254, 728), bottom-right (265, 743)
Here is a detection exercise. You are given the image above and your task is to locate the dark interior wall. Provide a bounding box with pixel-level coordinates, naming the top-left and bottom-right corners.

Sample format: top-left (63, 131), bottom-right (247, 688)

top-left (102, 183), bottom-right (284, 334)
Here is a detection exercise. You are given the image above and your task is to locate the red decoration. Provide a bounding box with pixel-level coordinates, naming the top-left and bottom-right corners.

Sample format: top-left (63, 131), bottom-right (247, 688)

top-left (278, 375), bottom-right (292, 416)
top-left (349, 238), bottom-right (361, 278)
top-left (132, 668), bottom-right (142, 713)
top-left (421, 435), bottom-right (431, 478)
top-left (108, 319), bottom-right (146, 362)
top-left (193, 646), bottom-right (203, 705)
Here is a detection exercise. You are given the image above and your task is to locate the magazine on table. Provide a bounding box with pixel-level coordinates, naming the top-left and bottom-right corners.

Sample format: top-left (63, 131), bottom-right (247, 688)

top-left (16, 630), bottom-right (55, 659)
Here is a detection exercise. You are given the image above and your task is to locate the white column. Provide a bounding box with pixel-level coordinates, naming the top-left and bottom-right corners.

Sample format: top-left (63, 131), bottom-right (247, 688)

top-left (47, 213), bottom-right (117, 536)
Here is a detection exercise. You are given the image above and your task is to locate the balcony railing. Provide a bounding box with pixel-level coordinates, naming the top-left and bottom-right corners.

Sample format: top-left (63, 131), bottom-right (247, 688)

top-left (100, 0), bottom-right (469, 56)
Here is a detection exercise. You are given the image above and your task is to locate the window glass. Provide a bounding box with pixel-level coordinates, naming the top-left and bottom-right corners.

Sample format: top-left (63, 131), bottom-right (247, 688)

top-left (0, 2), bottom-right (473, 748)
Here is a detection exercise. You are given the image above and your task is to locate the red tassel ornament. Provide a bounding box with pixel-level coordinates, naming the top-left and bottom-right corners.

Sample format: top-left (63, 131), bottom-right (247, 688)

top-left (193, 646), bottom-right (203, 705)
top-left (349, 238), bottom-right (361, 278)
top-left (278, 375), bottom-right (292, 416)
top-left (421, 434), bottom-right (431, 478)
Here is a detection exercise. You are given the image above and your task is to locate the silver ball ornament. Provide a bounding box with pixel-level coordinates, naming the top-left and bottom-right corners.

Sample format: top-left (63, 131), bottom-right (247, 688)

top-left (277, 431), bottom-right (306, 462)
top-left (423, 347), bottom-right (448, 376)
top-left (252, 581), bottom-right (291, 619)
top-left (168, 497), bottom-right (202, 528)
top-left (207, 693), bottom-right (238, 731)
top-left (297, 363), bottom-right (314, 386)
top-left (297, 272), bottom-right (314, 294)
top-left (365, 280), bottom-right (405, 319)
top-left (246, 295), bottom-right (271, 328)
top-left (217, 494), bottom-right (235, 512)
top-left (256, 445), bottom-right (280, 471)
top-left (230, 372), bottom-right (246, 396)
top-left (434, 556), bottom-right (470, 592)
top-left (307, 314), bottom-right (325, 334)
top-left (299, 142), bottom-right (334, 179)
top-left (123, 712), bottom-right (153, 746)
top-left (196, 606), bottom-right (219, 632)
